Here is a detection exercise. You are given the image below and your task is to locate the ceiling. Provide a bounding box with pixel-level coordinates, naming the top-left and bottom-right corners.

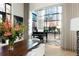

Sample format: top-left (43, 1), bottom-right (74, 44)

top-left (29, 3), bottom-right (59, 11)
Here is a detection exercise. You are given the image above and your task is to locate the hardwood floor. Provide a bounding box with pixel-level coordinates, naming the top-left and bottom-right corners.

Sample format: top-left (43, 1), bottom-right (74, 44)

top-left (45, 44), bottom-right (77, 56)
top-left (45, 33), bottom-right (76, 56)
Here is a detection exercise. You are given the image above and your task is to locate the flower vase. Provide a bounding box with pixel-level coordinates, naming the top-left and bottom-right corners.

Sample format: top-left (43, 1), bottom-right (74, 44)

top-left (8, 45), bottom-right (14, 51)
top-left (8, 41), bottom-right (14, 51)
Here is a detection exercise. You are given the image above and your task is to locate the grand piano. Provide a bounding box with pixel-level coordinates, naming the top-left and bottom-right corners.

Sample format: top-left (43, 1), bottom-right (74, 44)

top-left (32, 32), bottom-right (48, 42)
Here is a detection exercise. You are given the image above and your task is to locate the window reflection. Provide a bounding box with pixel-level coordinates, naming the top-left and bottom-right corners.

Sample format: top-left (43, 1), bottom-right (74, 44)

top-left (6, 4), bottom-right (11, 13)
top-left (6, 14), bottom-right (11, 21)
top-left (0, 14), bottom-right (2, 23)
top-left (0, 3), bottom-right (5, 12)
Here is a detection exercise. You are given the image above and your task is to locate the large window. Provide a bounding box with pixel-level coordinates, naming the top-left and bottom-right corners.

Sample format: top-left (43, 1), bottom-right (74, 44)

top-left (5, 3), bottom-right (11, 21)
top-left (0, 3), bottom-right (5, 12)
top-left (32, 5), bottom-right (62, 33)
top-left (45, 6), bottom-right (62, 21)
top-left (0, 3), bottom-right (11, 22)
top-left (32, 11), bottom-right (37, 32)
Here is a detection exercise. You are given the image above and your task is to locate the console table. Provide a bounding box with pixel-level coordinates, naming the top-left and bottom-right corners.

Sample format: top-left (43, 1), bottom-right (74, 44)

top-left (0, 40), bottom-right (28, 56)
top-left (0, 39), bottom-right (41, 56)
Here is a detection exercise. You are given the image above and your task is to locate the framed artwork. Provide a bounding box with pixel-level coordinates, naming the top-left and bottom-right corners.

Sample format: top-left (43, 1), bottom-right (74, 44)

top-left (14, 15), bottom-right (23, 25)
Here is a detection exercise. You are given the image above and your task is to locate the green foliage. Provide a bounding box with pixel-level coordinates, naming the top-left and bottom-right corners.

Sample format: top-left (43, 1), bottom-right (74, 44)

top-left (0, 22), bottom-right (26, 45)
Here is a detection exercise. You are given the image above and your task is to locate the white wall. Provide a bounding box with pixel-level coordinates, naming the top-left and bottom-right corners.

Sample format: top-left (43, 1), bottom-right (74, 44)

top-left (12, 3), bottom-right (24, 17)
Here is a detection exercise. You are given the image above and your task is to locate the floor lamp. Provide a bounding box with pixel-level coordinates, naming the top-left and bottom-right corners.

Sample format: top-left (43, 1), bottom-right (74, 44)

top-left (70, 17), bottom-right (79, 56)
